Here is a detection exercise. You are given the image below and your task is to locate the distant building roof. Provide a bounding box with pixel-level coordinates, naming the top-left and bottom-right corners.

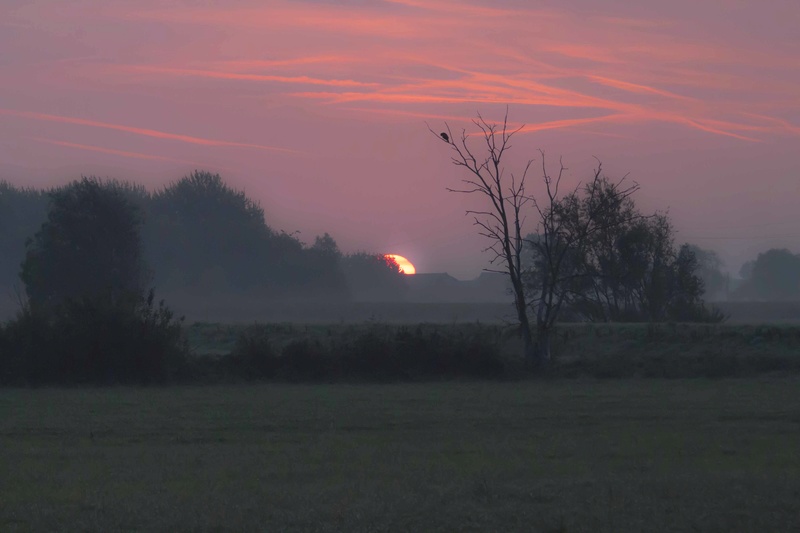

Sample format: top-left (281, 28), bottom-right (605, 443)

top-left (405, 272), bottom-right (510, 302)
top-left (405, 273), bottom-right (460, 289)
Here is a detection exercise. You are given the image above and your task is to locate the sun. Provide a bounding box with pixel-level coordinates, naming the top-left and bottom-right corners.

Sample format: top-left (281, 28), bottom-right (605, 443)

top-left (385, 254), bottom-right (416, 275)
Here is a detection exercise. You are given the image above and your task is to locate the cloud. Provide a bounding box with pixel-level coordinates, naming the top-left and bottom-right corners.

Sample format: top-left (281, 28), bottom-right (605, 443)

top-left (6, 0), bottom-right (800, 149)
top-left (587, 75), bottom-right (693, 101)
top-left (0, 109), bottom-right (298, 153)
top-left (30, 137), bottom-right (198, 164)
top-left (382, 0), bottom-right (523, 18)
top-left (126, 65), bottom-right (380, 88)
top-left (739, 113), bottom-right (800, 136)
top-left (204, 56), bottom-right (361, 72)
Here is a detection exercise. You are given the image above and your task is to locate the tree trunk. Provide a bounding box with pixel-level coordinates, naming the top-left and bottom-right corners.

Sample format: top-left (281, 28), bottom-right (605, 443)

top-left (513, 290), bottom-right (537, 365)
top-left (535, 321), bottom-right (552, 368)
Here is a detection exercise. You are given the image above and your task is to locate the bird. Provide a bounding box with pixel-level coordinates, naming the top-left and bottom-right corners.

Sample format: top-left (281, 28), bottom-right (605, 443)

top-left (440, 132), bottom-right (449, 142)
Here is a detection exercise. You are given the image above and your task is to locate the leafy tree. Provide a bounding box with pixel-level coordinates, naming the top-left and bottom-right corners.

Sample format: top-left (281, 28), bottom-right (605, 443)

top-left (310, 232), bottom-right (341, 260)
top-left (686, 245), bottom-right (727, 301)
top-left (617, 213), bottom-right (676, 321)
top-left (739, 260), bottom-right (755, 281)
top-left (148, 171), bottom-right (273, 292)
top-left (526, 178), bottom-right (723, 325)
top-left (21, 178), bottom-right (147, 312)
top-left (532, 206), bottom-right (721, 324)
top-left (524, 164), bottom-right (639, 360)
top-left (668, 244), bottom-right (714, 321)
top-left (570, 178), bottom-right (642, 321)
top-left (306, 233), bottom-right (349, 298)
top-left (147, 171), bottom-right (350, 298)
top-left (734, 248), bottom-right (800, 300)
top-left (341, 253), bottom-right (407, 301)
top-left (0, 182), bottom-right (48, 296)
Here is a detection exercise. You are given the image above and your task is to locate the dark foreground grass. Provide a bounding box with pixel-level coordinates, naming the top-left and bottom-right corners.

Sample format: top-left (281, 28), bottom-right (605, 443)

top-left (2, 380), bottom-right (800, 532)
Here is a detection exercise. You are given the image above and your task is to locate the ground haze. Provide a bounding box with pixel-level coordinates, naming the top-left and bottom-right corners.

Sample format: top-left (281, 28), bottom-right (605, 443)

top-left (2, 379), bottom-right (799, 532)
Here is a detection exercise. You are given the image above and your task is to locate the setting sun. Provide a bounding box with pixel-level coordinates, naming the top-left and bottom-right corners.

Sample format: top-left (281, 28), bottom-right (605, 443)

top-left (386, 254), bottom-right (416, 275)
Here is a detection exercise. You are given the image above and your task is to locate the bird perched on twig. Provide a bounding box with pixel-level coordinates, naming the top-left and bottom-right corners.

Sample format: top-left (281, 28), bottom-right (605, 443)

top-left (440, 132), bottom-right (449, 142)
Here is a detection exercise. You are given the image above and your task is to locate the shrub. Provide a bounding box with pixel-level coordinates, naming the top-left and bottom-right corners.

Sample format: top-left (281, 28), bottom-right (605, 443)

top-left (225, 323), bottom-right (504, 382)
top-left (280, 339), bottom-right (332, 381)
top-left (0, 290), bottom-right (186, 385)
top-left (228, 326), bottom-right (280, 379)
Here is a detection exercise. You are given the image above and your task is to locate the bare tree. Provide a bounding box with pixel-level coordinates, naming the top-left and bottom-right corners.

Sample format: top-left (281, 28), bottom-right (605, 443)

top-left (433, 111), bottom-right (638, 367)
top-left (431, 111), bottom-right (538, 364)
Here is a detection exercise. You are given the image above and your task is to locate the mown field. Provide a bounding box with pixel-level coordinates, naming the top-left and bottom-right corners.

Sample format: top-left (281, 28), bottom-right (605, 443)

top-left (2, 379), bottom-right (800, 532)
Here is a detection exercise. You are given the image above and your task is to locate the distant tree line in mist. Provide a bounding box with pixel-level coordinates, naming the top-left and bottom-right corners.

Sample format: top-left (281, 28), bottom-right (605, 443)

top-left (0, 172), bottom-right (407, 311)
top-left (2, 172), bottom-right (798, 315)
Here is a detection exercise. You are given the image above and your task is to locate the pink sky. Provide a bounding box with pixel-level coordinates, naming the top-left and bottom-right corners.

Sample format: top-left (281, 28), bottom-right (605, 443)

top-left (1, 0), bottom-right (799, 278)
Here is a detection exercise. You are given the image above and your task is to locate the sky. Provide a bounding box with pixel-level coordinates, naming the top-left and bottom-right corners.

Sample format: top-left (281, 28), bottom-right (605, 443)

top-left (1, 0), bottom-right (799, 279)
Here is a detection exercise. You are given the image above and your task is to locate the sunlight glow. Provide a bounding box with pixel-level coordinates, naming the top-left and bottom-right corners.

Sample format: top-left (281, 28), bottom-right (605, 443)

top-left (386, 254), bottom-right (416, 275)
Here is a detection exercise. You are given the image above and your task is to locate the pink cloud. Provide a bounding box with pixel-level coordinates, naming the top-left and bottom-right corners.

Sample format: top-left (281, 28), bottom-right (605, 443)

top-left (0, 109), bottom-right (298, 153)
top-left (125, 65), bottom-right (380, 88)
top-left (30, 137), bottom-right (198, 165)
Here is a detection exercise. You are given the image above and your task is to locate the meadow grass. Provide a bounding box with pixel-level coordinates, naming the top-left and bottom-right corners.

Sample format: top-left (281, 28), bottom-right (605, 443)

top-left (2, 379), bottom-right (799, 532)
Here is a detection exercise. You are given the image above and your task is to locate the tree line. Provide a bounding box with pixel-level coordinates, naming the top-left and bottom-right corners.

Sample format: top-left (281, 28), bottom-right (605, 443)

top-left (1, 172), bottom-right (794, 313)
top-left (0, 172), bottom-right (407, 310)
top-left (0, 175), bottom-right (408, 384)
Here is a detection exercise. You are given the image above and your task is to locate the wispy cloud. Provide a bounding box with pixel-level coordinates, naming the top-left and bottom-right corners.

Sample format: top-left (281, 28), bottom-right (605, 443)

top-left (595, 16), bottom-right (672, 29)
top-left (341, 106), bottom-right (630, 139)
top-left (587, 75), bottom-right (693, 101)
top-left (382, 0), bottom-right (524, 18)
top-left (740, 113), bottom-right (800, 136)
top-left (544, 44), bottom-right (624, 65)
top-left (204, 56), bottom-right (361, 72)
top-left (6, 1), bottom-right (800, 148)
top-left (30, 137), bottom-right (198, 164)
top-left (514, 115), bottom-right (632, 136)
top-left (0, 109), bottom-right (298, 153)
top-left (126, 65), bottom-right (379, 88)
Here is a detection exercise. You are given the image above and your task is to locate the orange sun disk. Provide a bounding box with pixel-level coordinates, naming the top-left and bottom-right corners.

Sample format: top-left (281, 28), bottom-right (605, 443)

top-left (386, 254), bottom-right (416, 275)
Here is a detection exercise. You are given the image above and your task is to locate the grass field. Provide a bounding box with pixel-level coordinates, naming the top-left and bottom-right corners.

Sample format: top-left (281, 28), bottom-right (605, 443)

top-left (2, 379), bottom-right (800, 532)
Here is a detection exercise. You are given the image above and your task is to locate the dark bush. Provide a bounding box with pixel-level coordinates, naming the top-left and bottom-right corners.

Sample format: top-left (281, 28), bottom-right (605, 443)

top-left (280, 339), bottom-right (332, 381)
top-left (225, 323), bottom-right (504, 382)
top-left (587, 352), bottom-right (639, 379)
top-left (0, 291), bottom-right (186, 385)
top-left (228, 326), bottom-right (280, 379)
top-left (333, 328), bottom-right (399, 379)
